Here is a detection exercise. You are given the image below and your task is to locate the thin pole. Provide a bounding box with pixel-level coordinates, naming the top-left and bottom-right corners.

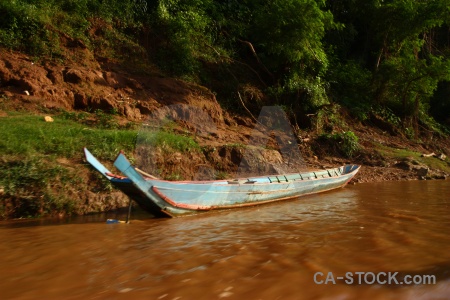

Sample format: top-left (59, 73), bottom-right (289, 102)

top-left (126, 198), bottom-right (132, 224)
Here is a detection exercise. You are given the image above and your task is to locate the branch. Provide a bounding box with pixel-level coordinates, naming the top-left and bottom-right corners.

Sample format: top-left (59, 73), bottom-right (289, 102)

top-left (204, 43), bottom-right (267, 87)
top-left (305, 41), bottom-right (323, 64)
top-left (237, 39), bottom-right (274, 80)
top-left (237, 91), bottom-right (265, 128)
top-left (376, 25), bottom-right (392, 70)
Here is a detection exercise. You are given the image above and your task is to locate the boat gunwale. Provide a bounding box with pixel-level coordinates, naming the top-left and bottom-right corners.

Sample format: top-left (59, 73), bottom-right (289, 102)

top-left (152, 173), bottom-right (358, 211)
top-left (104, 166), bottom-right (359, 186)
top-left (147, 165), bottom-right (360, 213)
top-left (84, 147), bottom-right (361, 217)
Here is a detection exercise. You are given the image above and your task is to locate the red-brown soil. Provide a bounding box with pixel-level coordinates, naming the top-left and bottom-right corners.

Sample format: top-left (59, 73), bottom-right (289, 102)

top-left (0, 45), bottom-right (449, 212)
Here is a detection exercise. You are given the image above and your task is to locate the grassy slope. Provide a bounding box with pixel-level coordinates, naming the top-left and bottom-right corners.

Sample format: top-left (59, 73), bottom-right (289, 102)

top-left (0, 111), bottom-right (207, 219)
top-left (0, 113), bottom-right (132, 218)
top-left (1, 112), bottom-right (449, 220)
top-left (1, 113), bottom-right (137, 159)
top-left (374, 143), bottom-right (450, 173)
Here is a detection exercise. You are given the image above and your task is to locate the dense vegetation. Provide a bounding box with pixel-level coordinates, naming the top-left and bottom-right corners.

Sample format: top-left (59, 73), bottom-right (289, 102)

top-left (1, 0), bottom-right (450, 138)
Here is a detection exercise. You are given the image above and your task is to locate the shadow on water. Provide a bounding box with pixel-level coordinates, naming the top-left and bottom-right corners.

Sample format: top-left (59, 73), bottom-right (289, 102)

top-left (0, 207), bottom-right (156, 229)
top-left (0, 184), bottom-right (358, 229)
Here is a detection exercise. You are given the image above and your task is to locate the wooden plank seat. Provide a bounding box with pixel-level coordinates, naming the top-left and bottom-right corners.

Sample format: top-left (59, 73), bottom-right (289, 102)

top-left (327, 169), bottom-right (340, 176)
top-left (315, 170), bottom-right (331, 178)
top-left (268, 176), bottom-right (280, 183)
top-left (301, 172), bottom-right (316, 179)
top-left (284, 174), bottom-right (302, 181)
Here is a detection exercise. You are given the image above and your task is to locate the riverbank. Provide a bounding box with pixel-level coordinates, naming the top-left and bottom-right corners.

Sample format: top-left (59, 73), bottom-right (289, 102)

top-left (1, 47), bottom-right (449, 219)
top-left (1, 110), bottom-right (449, 220)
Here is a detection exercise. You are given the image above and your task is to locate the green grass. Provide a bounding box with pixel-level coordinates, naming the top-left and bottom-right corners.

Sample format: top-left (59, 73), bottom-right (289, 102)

top-left (1, 112), bottom-right (201, 160)
top-left (0, 112), bottom-right (202, 219)
top-left (137, 130), bottom-right (201, 154)
top-left (0, 113), bottom-right (137, 160)
top-left (0, 112), bottom-right (137, 218)
top-left (375, 144), bottom-right (450, 173)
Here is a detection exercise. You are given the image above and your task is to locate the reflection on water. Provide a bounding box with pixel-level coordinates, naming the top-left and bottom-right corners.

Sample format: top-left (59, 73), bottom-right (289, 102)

top-left (0, 181), bottom-right (449, 299)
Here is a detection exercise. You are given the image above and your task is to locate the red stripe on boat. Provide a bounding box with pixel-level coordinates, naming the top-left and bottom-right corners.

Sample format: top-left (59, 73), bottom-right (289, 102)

top-left (105, 172), bottom-right (127, 180)
top-left (152, 187), bottom-right (211, 211)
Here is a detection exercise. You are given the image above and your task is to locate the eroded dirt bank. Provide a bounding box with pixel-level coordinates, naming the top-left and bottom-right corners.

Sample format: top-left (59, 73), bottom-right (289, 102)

top-left (1, 48), bottom-right (449, 218)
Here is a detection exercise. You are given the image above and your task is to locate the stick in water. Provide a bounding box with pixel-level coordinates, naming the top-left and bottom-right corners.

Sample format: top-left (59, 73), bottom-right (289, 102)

top-left (126, 198), bottom-right (132, 224)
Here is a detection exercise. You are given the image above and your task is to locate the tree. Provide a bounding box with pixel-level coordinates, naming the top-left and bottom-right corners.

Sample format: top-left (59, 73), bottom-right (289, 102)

top-left (325, 0), bottom-right (450, 134)
top-left (372, 0), bottom-right (450, 134)
top-left (247, 0), bottom-right (337, 110)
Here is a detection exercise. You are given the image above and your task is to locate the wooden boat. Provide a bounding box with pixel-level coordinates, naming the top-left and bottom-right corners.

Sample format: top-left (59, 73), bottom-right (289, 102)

top-left (84, 148), bottom-right (360, 217)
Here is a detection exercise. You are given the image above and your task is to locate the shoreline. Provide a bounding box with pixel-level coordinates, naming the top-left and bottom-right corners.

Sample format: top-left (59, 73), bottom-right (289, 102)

top-left (1, 112), bottom-right (448, 220)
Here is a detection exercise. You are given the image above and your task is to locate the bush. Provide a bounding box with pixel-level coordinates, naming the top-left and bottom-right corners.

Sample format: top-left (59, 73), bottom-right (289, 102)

top-left (0, 1), bottom-right (51, 55)
top-left (319, 131), bottom-right (360, 158)
top-left (0, 157), bottom-right (76, 218)
top-left (0, 0), bottom-right (148, 61)
top-left (339, 131), bottom-right (360, 158)
top-left (314, 104), bottom-right (346, 133)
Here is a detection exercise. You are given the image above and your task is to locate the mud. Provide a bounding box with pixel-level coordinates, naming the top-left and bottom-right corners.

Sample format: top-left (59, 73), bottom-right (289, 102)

top-left (0, 47), bottom-right (449, 218)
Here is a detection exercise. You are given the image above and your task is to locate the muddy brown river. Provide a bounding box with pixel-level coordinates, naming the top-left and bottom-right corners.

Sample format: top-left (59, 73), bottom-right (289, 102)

top-left (1, 180), bottom-right (449, 299)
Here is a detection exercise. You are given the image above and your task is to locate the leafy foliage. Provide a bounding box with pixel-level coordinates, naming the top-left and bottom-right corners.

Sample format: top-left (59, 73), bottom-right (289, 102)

top-left (319, 131), bottom-right (360, 158)
top-left (0, 0), bottom-right (449, 137)
top-left (326, 0), bottom-right (450, 137)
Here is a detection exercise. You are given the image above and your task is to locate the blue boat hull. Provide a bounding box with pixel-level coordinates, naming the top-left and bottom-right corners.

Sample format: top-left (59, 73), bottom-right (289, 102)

top-left (84, 148), bottom-right (360, 217)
